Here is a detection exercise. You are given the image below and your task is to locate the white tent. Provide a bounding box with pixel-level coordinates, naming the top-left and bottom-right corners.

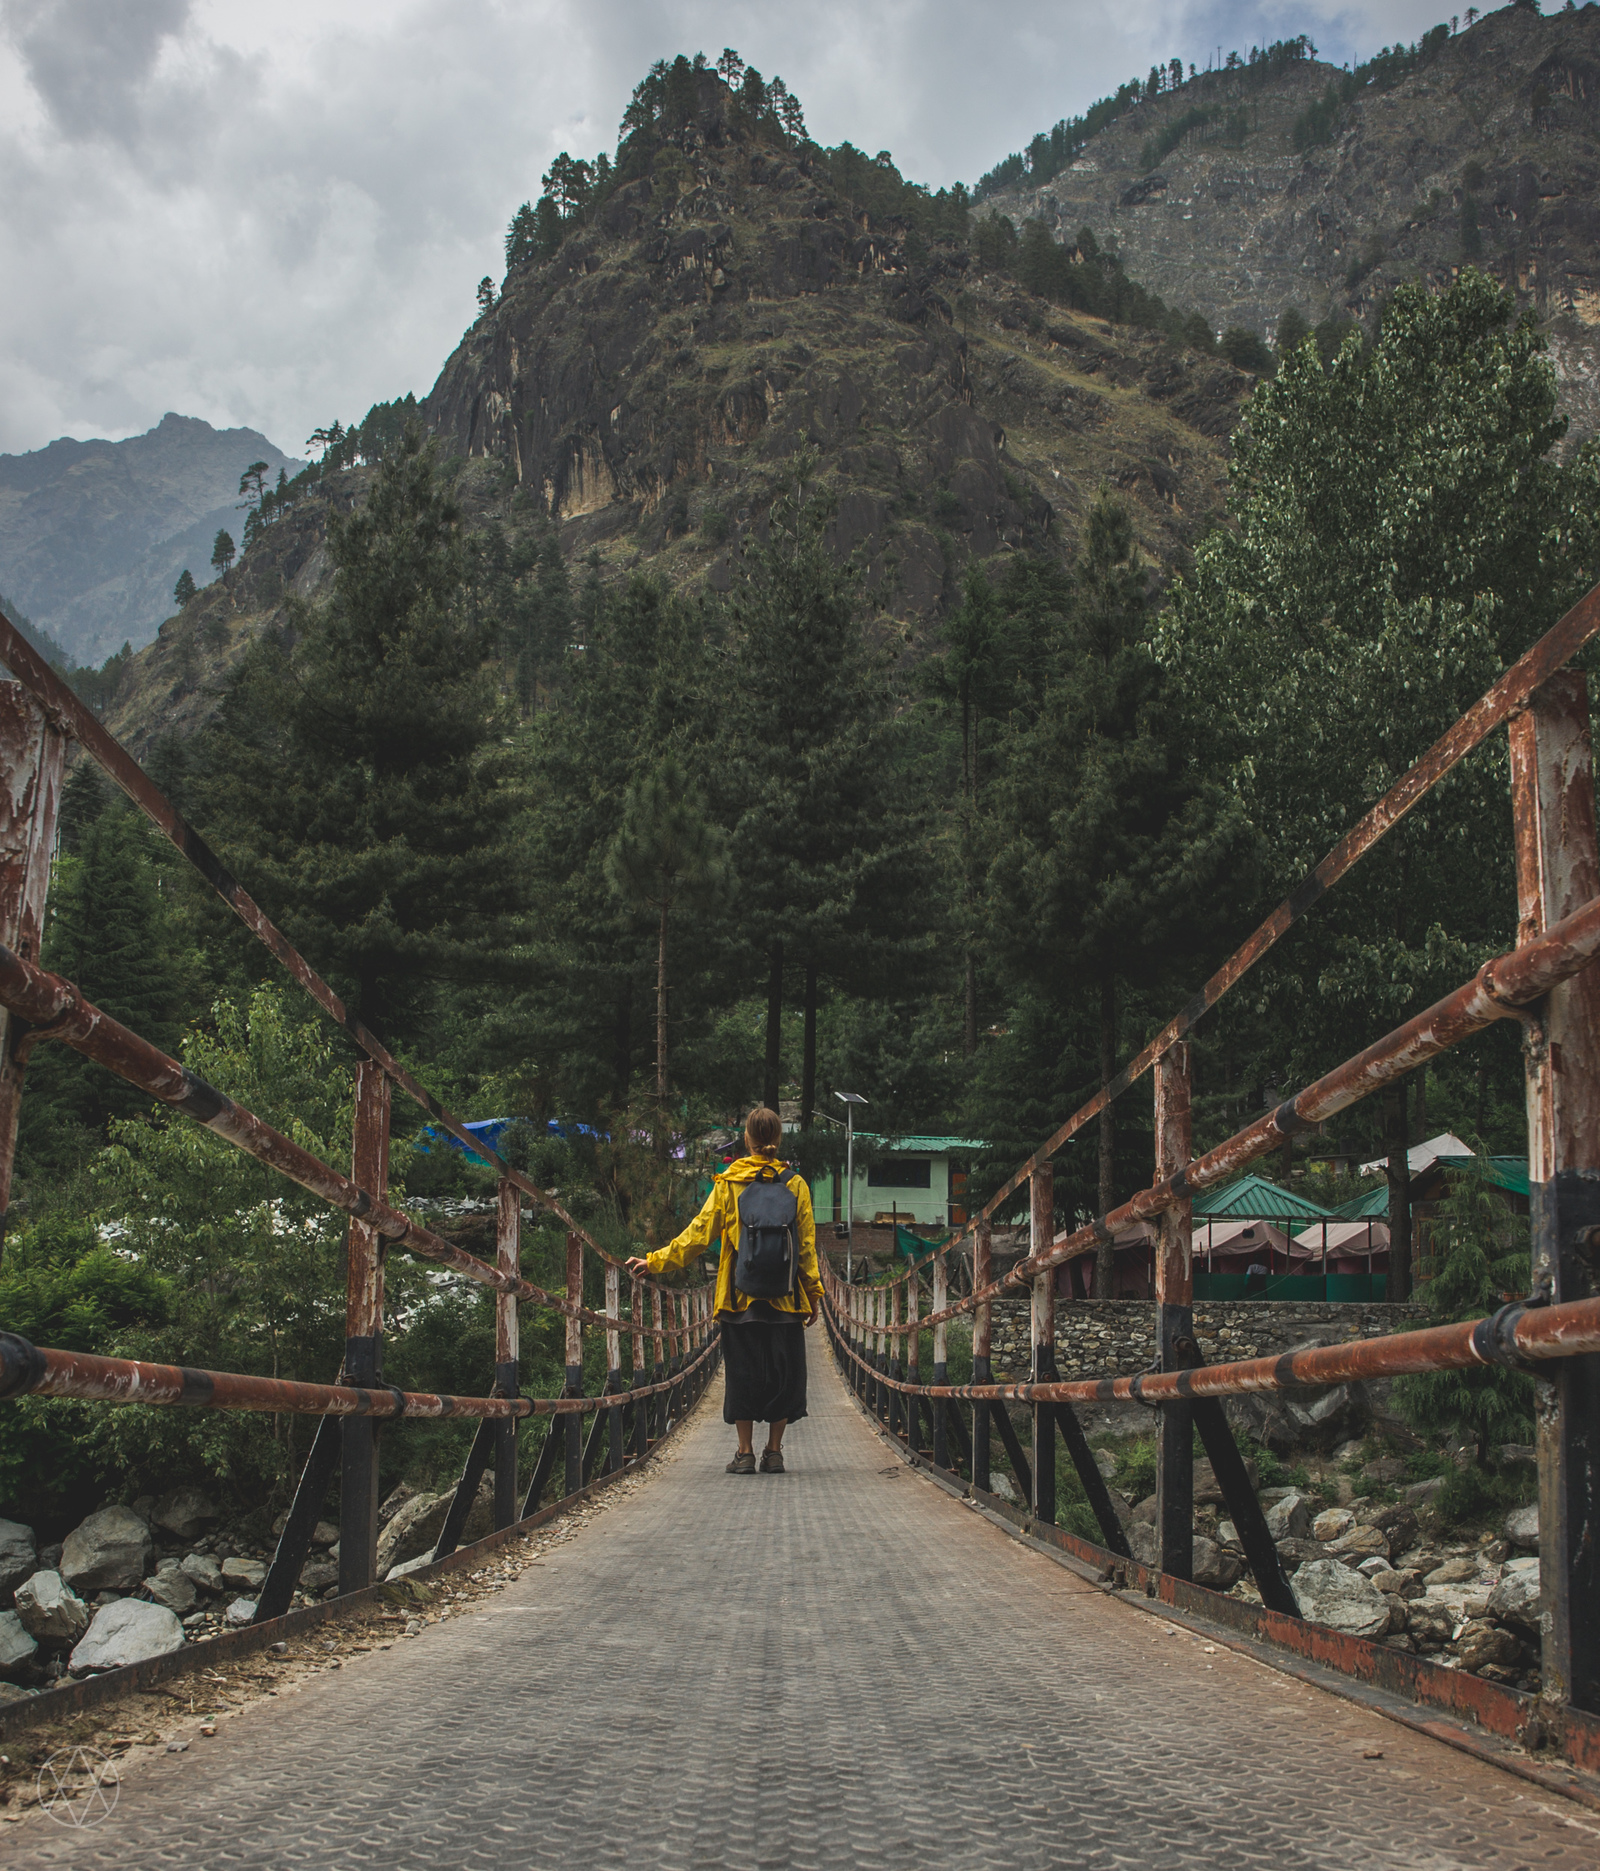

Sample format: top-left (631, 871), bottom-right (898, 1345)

top-left (1358, 1130), bottom-right (1472, 1177)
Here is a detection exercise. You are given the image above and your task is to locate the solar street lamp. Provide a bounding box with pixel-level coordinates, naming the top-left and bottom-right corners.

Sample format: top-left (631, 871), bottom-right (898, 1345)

top-left (834, 1091), bottom-right (868, 1280)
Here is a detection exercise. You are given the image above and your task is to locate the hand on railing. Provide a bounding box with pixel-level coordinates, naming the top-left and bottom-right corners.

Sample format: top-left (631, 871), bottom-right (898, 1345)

top-left (624, 1255), bottom-right (651, 1280)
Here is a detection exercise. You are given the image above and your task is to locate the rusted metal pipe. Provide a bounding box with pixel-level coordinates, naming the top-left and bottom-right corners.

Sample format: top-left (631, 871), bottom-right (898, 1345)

top-left (819, 1288), bottom-right (1600, 1402)
top-left (0, 1332), bottom-right (719, 1418)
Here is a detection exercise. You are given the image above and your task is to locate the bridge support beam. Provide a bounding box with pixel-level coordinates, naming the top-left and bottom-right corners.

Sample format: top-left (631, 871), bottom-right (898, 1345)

top-left (971, 1219), bottom-right (992, 1493)
top-left (1154, 1044), bottom-right (1194, 1581)
top-left (564, 1232), bottom-right (584, 1497)
top-left (339, 1060), bottom-right (389, 1595)
top-left (1030, 1166), bottom-right (1056, 1527)
top-left (1511, 669), bottom-right (1600, 1716)
top-left (631, 1279), bottom-right (649, 1459)
top-left (931, 1254), bottom-right (949, 1469)
top-left (605, 1264), bottom-right (623, 1475)
top-left (495, 1178), bottom-right (521, 1527)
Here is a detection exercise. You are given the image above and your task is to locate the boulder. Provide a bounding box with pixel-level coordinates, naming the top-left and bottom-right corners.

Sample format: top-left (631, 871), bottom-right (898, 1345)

top-left (1193, 1456), bottom-right (1256, 1505)
top-left (224, 1598), bottom-right (257, 1626)
top-left (1328, 1525), bottom-right (1390, 1565)
top-left (180, 1552), bottom-right (225, 1594)
top-left (378, 1481), bottom-right (422, 1524)
top-left (0, 1610), bottom-right (38, 1681)
top-left (1274, 1538), bottom-right (1324, 1569)
top-left (14, 1571), bottom-right (90, 1645)
top-left (1425, 1557), bottom-right (1480, 1586)
top-left (61, 1507), bottom-right (153, 1593)
top-left (1382, 1594), bottom-right (1409, 1632)
top-left (1130, 1495), bottom-right (1157, 1525)
top-left (386, 1552), bottom-right (436, 1582)
top-left (1457, 1619), bottom-right (1522, 1674)
top-left (149, 1487), bottom-right (219, 1542)
top-left (1504, 1503), bottom-right (1539, 1551)
top-left (1313, 1508), bottom-right (1354, 1542)
top-left (37, 1542), bottom-right (63, 1572)
top-left (1360, 1457), bottom-right (1408, 1485)
top-left (375, 1475), bottom-right (494, 1577)
top-left (0, 1519), bottom-right (37, 1603)
top-left (1496, 1443), bottom-right (1537, 1473)
top-left (1368, 1568), bottom-right (1424, 1600)
top-left (300, 1558), bottom-right (339, 1594)
top-left (1383, 1632), bottom-right (1417, 1653)
top-left (1192, 1537), bottom-right (1243, 1591)
top-left (269, 1510), bottom-right (338, 1547)
top-left (1401, 1476), bottom-right (1445, 1507)
top-left (221, 1557), bottom-right (266, 1591)
top-left (1407, 1603), bottom-right (1452, 1649)
top-left (0, 1682), bottom-right (35, 1706)
top-left (142, 1563), bottom-right (198, 1616)
top-left (987, 1474), bottom-right (1019, 1506)
top-left (1486, 1563), bottom-right (1541, 1632)
top-left (1369, 1504), bottom-right (1419, 1553)
top-left (1290, 1558), bottom-right (1391, 1638)
top-left (1125, 1523), bottom-right (1159, 1568)
top-left (1264, 1493), bottom-right (1311, 1542)
top-left (69, 1598), bottom-right (184, 1673)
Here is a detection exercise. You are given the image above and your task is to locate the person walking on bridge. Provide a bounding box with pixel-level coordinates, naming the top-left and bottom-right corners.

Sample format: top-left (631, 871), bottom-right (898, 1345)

top-left (627, 1105), bottom-right (822, 1474)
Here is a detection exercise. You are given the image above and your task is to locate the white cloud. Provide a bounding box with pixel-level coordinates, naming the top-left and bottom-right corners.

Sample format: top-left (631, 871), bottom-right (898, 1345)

top-left (0, 0), bottom-right (1481, 457)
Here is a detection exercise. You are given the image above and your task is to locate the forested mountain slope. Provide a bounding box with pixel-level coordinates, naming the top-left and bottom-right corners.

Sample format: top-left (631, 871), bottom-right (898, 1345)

top-left (0, 414), bottom-right (304, 666)
top-left (981, 7), bottom-right (1600, 436)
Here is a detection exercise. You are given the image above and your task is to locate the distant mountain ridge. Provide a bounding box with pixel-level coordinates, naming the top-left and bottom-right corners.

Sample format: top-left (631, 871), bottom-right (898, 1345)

top-left (0, 413), bottom-right (305, 666)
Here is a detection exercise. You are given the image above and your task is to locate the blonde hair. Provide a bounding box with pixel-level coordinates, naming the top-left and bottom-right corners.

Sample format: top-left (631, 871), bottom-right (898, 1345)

top-left (744, 1105), bottom-right (782, 1156)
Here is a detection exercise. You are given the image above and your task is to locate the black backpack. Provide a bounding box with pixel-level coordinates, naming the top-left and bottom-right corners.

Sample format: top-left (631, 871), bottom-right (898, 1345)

top-left (733, 1167), bottom-right (800, 1299)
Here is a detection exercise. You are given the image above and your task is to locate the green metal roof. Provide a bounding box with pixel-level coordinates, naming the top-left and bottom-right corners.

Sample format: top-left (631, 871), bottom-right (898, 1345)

top-left (1193, 1173), bottom-right (1334, 1222)
top-left (1435, 1155), bottom-right (1531, 1196)
top-left (1334, 1184), bottom-right (1390, 1220)
top-left (841, 1133), bottom-right (987, 1153)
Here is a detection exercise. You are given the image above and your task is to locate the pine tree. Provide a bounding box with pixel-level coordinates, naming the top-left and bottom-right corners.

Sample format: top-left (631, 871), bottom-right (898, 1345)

top-left (173, 569), bottom-right (197, 609)
top-left (1395, 1161), bottom-right (1534, 1462)
top-left (210, 529), bottom-right (235, 579)
top-left (605, 757), bottom-right (729, 1106)
top-left (194, 433), bottom-right (523, 1043)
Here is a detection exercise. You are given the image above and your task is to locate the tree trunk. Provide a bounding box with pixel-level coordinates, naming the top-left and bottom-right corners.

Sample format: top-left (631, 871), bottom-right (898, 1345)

top-left (612, 983), bottom-right (631, 1108)
top-left (655, 899), bottom-right (670, 1104)
top-left (801, 964), bottom-right (817, 1129)
top-left (1093, 973), bottom-right (1117, 1300)
top-left (1384, 1083), bottom-right (1412, 1301)
top-left (963, 950), bottom-right (978, 1057)
top-left (1414, 1064), bottom-right (1428, 1144)
top-left (763, 938), bottom-right (784, 1112)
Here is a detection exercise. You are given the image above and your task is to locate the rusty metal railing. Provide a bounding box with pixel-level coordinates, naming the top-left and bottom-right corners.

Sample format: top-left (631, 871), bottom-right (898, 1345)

top-left (817, 586), bottom-right (1600, 1731)
top-left (0, 605), bottom-right (719, 1622)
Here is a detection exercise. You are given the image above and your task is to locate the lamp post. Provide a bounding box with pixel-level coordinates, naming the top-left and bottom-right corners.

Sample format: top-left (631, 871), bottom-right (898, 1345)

top-left (834, 1091), bottom-right (868, 1281)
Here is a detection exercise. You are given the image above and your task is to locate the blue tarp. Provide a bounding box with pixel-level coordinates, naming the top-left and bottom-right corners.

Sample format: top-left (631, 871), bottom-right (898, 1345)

top-left (417, 1116), bottom-right (603, 1165)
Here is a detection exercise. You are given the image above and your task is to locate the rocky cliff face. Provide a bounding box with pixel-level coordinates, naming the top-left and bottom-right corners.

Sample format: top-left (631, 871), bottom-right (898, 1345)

top-left (0, 413), bottom-right (304, 666)
top-left (422, 80), bottom-right (1247, 630)
top-left (983, 8), bottom-right (1600, 434)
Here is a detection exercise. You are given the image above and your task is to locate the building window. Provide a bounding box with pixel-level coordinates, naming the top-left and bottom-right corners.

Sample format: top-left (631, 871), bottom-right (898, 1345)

top-left (867, 1158), bottom-right (932, 1189)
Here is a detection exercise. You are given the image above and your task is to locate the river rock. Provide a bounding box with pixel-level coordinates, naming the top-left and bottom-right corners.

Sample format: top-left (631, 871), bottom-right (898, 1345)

top-left (1360, 1456), bottom-right (1408, 1484)
top-left (269, 1510), bottom-right (339, 1547)
top-left (1274, 1537), bottom-right (1324, 1569)
top-left (1486, 1563), bottom-right (1541, 1632)
top-left (0, 1610), bottom-right (38, 1681)
top-left (0, 1682), bottom-right (34, 1705)
top-left (1369, 1568), bottom-right (1424, 1600)
top-left (1264, 1493), bottom-right (1311, 1541)
top-left (69, 1599), bottom-right (184, 1673)
top-left (180, 1552), bottom-right (225, 1594)
top-left (1425, 1557), bottom-right (1479, 1586)
top-left (1290, 1558), bottom-right (1391, 1638)
top-left (301, 1557), bottom-right (339, 1594)
top-left (1313, 1508), bottom-right (1354, 1542)
top-left (375, 1475), bottom-right (494, 1576)
top-left (0, 1519), bottom-right (37, 1602)
top-left (150, 1488), bottom-right (219, 1542)
top-left (1382, 1594), bottom-right (1409, 1631)
top-left (13, 1571), bottom-right (89, 1645)
top-left (143, 1563), bottom-right (198, 1616)
top-left (221, 1557), bottom-right (266, 1591)
top-left (1504, 1503), bottom-right (1539, 1550)
top-left (225, 1598), bottom-right (257, 1626)
top-left (1457, 1619), bottom-right (1522, 1673)
top-left (1192, 1537), bottom-right (1243, 1590)
top-left (1124, 1523), bottom-right (1159, 1568)
top-left (61, 1507), bottom-right (153, 1593)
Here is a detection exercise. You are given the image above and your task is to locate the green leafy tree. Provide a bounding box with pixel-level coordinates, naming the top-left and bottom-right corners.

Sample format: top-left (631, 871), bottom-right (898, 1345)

top-left (194, 433), bottom-right (524, 1044)
top-left (1395, 1161), bottom-right (1533, 1464)
top-left (606, 757), bottom-right (730, 1104)
top-left (173, 568), bottom-right (197, 608)
top-left (210, 528), bottom-right (236, 579)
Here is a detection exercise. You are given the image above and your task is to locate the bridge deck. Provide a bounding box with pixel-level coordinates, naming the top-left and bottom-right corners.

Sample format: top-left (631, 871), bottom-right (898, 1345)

top-left (16, 1357), bottom-right (1600, 1870)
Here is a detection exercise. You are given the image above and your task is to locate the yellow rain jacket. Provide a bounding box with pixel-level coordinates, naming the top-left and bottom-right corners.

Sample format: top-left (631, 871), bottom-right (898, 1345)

top-left (645, 1154), bottom-right (823, 1321)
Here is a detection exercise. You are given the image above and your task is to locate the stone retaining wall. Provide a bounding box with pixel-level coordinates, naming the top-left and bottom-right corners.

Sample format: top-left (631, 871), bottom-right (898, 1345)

top-left (988, 1298), bottom-right (1431, 1381)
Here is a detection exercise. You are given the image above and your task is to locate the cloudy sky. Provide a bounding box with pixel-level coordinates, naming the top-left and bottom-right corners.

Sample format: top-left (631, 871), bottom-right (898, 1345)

top-left (0, 0), bottom-right (1479, 459)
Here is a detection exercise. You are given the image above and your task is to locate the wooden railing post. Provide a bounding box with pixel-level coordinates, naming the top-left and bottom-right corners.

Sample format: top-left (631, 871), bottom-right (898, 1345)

top-left (604, 1263), bottom-right (623, 1474)
top-left (1030, 1166), bottom-right (1057, 1526)
top-left (888, 1281), bottom-right (902, 1438)
top-left (340, 1060), bottom-right (390, 1592)
top-left (874, 1288), bottom-right (887, 1422)
top-left (564, 1232), bottom-right (584, 1497)
top-left (494, 1178), bottom-right (521, 1528)
top-left (651, 1285), bottom-right (667, 1439)
top-left (1154, 1044), bottom-right (1194, 1580)
top-left (1510, 669), bottom-right (1600, 1715)
top-left (972, 1218), bottom-right (992, 1492)
top-left (631, 1278), bottom-right (648, 1459)
top-left (931, 1253), bottom-right (949, 1468)
top-left (0, 684), bottom-right (64, 1262)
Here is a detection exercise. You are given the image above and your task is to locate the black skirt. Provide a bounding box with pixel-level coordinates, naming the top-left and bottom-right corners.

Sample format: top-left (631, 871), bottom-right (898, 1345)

top-left (720, 1318), bottom-right (807, 1424)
